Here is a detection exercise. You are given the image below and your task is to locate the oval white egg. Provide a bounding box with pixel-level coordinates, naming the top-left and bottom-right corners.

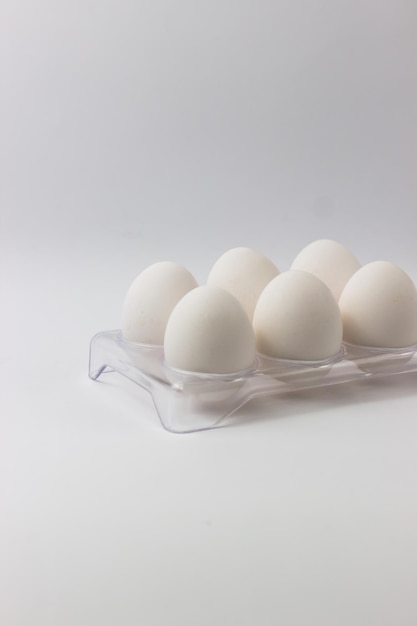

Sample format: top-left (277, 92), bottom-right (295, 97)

top-left (253, 270), bottom-right (343, 360)
top-left (164, 286), bottom-right (256, 374)
top-left (207, 247), bottom-right (279, 320)
top-left (339, 261), bottom-right (417, 348)
top-left (122, 261), bottom-right (198, 344)
top-left (291, 239), bottom-right (361, 301)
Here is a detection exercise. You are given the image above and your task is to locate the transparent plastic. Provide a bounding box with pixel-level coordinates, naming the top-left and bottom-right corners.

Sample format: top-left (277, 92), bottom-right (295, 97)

top-left (89, 330), bottom-right (417, 433)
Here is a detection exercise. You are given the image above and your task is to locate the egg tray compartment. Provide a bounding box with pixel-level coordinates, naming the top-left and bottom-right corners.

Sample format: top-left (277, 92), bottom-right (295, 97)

top-left (89, 330), bottom-right (417, 433)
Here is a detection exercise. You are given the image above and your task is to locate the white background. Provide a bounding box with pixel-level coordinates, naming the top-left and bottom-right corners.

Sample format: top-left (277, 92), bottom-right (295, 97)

top-left (1, 1), bottom-right (417, 624)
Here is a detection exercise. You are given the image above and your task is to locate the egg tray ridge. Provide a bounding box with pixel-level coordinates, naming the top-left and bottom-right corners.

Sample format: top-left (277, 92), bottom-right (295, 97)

top-left (89, 330), bottom-right (417, 433)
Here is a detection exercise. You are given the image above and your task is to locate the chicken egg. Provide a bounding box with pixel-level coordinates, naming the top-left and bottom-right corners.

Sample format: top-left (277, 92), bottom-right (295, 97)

top-left (164, 286), bottom-right (256, 374)
top-left (291, 239), bottom-right (361, 301)
top-left (253, 270), bottom-right (343, 361)
top-left (207, 247), bottom-right (279, 320)
top-left (122, 261), bottom-right (198, 344)
top-left (339, 261), bottom-right (417, 348)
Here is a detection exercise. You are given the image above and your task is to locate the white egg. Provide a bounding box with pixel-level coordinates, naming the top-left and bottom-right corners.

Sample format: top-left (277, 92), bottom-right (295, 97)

top-left (339, 261), bottom-right (417, 348)
top-left (207, 247), bottom-right (279, 320)
top-left (122, 261), bottom-right (198, 344)
top-left (253, 270), bottom-right (343, 360)
top-left (164, 286), bottom-right (256, 374)
top-left (291, 239), bottom-right (361, 301)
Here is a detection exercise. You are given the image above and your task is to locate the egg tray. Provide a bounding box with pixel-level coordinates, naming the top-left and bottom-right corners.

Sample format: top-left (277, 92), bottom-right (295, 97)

top-left (89, 330), bottom-right (417, 433)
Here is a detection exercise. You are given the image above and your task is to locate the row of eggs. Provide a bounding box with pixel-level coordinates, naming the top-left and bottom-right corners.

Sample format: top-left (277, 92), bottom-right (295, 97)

top-left (121, 240), bottom-right (417, 374)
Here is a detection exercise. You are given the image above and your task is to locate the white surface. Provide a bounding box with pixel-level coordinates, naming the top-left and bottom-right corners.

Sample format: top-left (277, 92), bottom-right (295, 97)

top-left (1, 1), bottom-right (417, 624)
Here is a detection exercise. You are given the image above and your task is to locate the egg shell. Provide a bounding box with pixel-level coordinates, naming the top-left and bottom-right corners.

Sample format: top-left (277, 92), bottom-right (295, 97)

top-left (338, 261), bottom-right (417, 348)
top-left (122, 261), bottom-right (198, 344)
top-left (207, 247), bottom-right (279, 320)
top-left (164, 286), bottom-right (256, 374)
top-left (253, 270), bottom-right (343, 360)
top-left (291, 239), bottom-right (361, 301)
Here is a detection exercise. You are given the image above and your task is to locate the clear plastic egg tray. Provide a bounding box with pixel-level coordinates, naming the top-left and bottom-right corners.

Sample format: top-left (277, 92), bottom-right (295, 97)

top-left (89, 330), bottom-right (417, 433)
